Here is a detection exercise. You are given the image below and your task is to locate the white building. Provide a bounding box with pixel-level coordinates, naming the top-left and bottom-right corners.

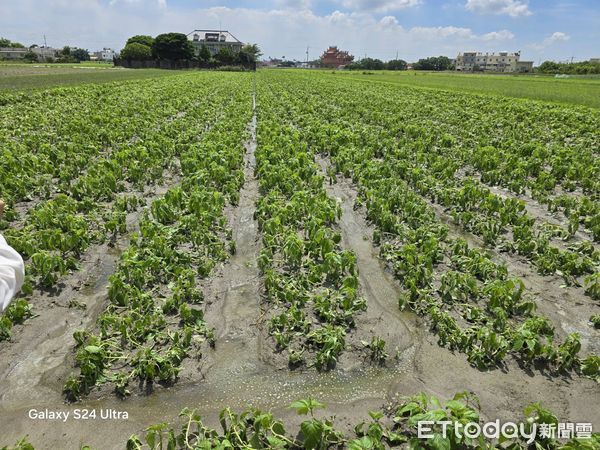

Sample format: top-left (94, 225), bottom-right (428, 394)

top-left (455, 51), bottom-right (533, 73)
top-left (90, 48), bottom-right (117, 61)
top-left (187, 30), bottom-right (243, 56)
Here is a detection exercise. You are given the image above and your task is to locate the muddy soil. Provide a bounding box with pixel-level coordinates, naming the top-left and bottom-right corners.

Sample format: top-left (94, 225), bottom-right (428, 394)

top-left (457, 169), bottom-right (595, 244)
top-left (422, 187), bottom-right (599, 356)
top-left (1, 107), bottom-right (598, 449)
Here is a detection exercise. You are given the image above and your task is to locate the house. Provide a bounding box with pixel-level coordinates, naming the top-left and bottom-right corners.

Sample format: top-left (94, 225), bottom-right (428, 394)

top-left (0, 47), bottom-right (27, 60)
top-left (91, 48), bottom-right (117, 62)
top-left (30, 46), bottom-right (58, 61)
top-left (455, 51), bottom-right (533, 73)
top-left (321, 46), bottom-right (354, 68)
top-left (187, 30), bottom-right (243, 56)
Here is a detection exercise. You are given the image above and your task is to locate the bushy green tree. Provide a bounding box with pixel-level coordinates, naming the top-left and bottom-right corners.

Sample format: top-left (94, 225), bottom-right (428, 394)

top-left (237, 43), bottom-right (261, 63)
top-left (215, 46), bottom-right (235, 65)
top-left (56, 46), bottom-right (76, 63)
top-left (120, 42), bottom-right (153, 61)
top-left (413, 56), bottom-right (453, 71)
top-left (152, 33), bottom-right (194, 60)
top-left (72, 48), bottom-right (90, 62)
top-left (126, 35), bottom-right (154, 48)
top-left (0, 38), bottom-right (25, 48)
top-left (386, 59), bottom-right (407, 70)
top-left (22, 51), bottom-right (38, 63)
top-left (198, 44), bottom-right (212, 62)
top-left (346, 57), bottom-right (385, 70)
top-left (537, 60), bottom-right (600, 75)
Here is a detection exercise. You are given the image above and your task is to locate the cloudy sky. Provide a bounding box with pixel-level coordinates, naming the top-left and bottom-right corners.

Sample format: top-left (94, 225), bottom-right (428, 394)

top-left (1, 0), bottom-right (598, 62)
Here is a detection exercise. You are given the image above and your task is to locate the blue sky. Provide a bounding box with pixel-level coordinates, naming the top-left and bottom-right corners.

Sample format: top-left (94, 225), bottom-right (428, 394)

top-left (1, 0), bottom-right (598, 62)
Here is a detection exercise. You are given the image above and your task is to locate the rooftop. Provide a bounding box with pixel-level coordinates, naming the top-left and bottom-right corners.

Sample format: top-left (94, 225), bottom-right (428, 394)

top-left (187, 30), bottom-right (242, 44)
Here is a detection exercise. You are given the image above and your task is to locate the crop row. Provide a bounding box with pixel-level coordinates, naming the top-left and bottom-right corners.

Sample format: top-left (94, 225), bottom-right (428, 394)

top-left (0, 74), bottom-right (241, 342)
top-left (256, 71), bottom-right (598, 380)
top-left (60, 75), bottom-right (254, 399)
top-left (296, 79), bottom-right (599, 289)
top-left (7, 392), bottom-right (595, 449)
top-left (254, 86), bottom-right (385, 369)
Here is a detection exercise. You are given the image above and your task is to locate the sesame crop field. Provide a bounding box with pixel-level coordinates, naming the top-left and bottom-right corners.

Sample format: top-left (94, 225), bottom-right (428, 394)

top-left (0, 69), bottom-right (598, 449)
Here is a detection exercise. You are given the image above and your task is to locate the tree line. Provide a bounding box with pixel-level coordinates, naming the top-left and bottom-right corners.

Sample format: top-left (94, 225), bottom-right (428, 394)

top-left (120, 33), bottom-right (261, 66)
top-left (345, 55), bottom-right (454, 71)
top-left (536, 60), bottom-right (600, 75)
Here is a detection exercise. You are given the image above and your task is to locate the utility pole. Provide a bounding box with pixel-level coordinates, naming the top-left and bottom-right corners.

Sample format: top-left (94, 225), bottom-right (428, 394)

top-left (306, 45), bottom-right (309, 64)
top-left (396, 50), bottom-right (398, 60)
top-left (43, 34), bottom-right (47, 47)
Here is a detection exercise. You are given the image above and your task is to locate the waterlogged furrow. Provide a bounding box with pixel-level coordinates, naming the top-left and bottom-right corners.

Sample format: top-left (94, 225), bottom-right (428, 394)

top-left (256, 71), bottom-right (599, 381)
top-left (63, 76), bottom-right (253, 399)
top-left (254, 87), bottom-right (386, 370)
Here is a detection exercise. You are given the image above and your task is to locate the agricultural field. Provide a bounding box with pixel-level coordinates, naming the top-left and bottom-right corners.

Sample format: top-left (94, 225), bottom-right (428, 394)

top-left (0, 69), bottom-right (598, 449)
top-left (331, 70), bottom-right (600, 109)
top-left (0, 64), bottom-right (176, 91)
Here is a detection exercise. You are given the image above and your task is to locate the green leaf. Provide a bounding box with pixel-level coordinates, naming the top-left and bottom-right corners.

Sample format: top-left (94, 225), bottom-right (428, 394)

top-left (300, 419), bottom-right (324, 450)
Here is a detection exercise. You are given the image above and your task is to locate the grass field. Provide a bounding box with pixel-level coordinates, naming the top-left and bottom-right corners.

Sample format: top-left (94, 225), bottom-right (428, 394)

top-left (0, 64), bottom-right (177, 91)
top-left (328, 70), bottom-right (600, 109)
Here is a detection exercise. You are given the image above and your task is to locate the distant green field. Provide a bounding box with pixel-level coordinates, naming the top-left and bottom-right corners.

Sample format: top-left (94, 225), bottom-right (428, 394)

top-left (0, 64), bottom-right (177, 91)
top-left (327, 70), bottom-right (600, 109)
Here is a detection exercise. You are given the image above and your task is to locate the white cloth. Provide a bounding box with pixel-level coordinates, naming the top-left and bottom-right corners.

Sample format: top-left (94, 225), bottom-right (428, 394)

top-left (0, 233), bottom-right (25, 312)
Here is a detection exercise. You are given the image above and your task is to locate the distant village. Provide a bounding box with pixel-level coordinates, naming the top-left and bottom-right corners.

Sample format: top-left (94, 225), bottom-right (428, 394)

top-left (0, 39), bottom-right (117, 63)
top-left (2, 33), bottom-right (598, 74)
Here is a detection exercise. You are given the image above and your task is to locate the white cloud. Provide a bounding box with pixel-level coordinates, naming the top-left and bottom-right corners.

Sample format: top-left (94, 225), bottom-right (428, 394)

top-left (411, 26), bottom-right (475, 39)
top-left (378, 15), bottom-right (401, 29)
top-left (0, 2), bottom-right (524, 61)
top-left (481, 29), bottom-right (515, 40)
top-left (529, 31), bottom-right (570, 50)
top-left (275, 0), bottom-right (312, 10)
top-left (109, 0), bottom-right (166, 7)
top-left (337, 0), bottom-right (421, 13)
top-left (465, 0), bottom-right (532, 17)
top-left (547, 31), bottom-right (569, 43)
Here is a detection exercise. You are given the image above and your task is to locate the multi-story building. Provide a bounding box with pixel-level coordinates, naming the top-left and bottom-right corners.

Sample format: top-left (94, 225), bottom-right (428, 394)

top-left (187, 30), bottom-right (243, 56)
top-left (455, 51), bottom-right (533, 73)
top-left (321, 46), bottom-right (354, 68)
top-left (31, 46), bottom-right (58, 61)
top-left (90, 48), bottom-right (116, 62)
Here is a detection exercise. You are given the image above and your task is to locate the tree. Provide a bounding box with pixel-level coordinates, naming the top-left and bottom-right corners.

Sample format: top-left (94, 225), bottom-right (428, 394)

top-left (413, 56), bottom-right (453, 71)
top-left (198, 44), bottom-right (212, 62)
top-left (120, 43), bottom-right (153, 61)
top-left (56, 46), bottom-right (76, 63)
top-left (237, 43), bottom-right (262, 63)
top-left (386, 59), bottom-right (407, 70)
top-left (22, 51), bottom-right (38, 63)
top-left (536, 60), bottom-right (600, 75)
top-left (72, 48), bottom-right (90, 62)
top-left (152, 33), bottom-right (194, 60)
top-left (126, 35), bottom-right (154, 48)
top-left (215, 46), bottom-right (235, 65)
top-left (346, 57), bottom-right (385, 70)
top-left (0, 38), bottom-right (25, 48)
